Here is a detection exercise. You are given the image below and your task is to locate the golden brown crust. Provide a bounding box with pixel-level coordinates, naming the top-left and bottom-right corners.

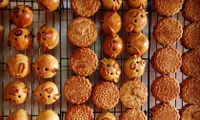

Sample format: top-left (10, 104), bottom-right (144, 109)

top-left (101, 0), bottom-right (122, 10)
top-left (7, 109), bottom-right (31, 120)
top-left (70, 47), bottom-right (98, 77)
top-left (65, 105), bottom-right (94, 120)
top-left (71, 0), bottom-right (100, 17)
top-left (0, 0), bottom-right (9, 10)
top-left (36, 110), bottom-right (59, 120)
top-left (180, 104), bottom-right (200, 120)
top-left (4, 81), bottom-right (29, 105)
top-left (151, 47), bottom-right (182, 74)
top-left (119, 108), bottom-right (147, 120)
top-left (126, 0), bottom-right (147, 9)
top-left (120, 80), bottom-right (148, 108)
top-left (153, 0), bottom-right (184, 17)
top-left (68, 17), bottom-right (97, 47)
top-left (182, 0), bottom-right (200, 22)
top-left (151, 76), bottom-right (180, 102)
top-left (37, 0), bottom-right (60, 12)
top-left (96, 112), bottom-right (116, 120)
top-left (181, 49), bottom-right (200, 77)
top-left (92, 82), bottom-right (119, 109)
top-left (153, 18), bottom-right (183, 46)
top-left (64, 76), bottom-right (92, 104)
top-left (180, 78), bottom-right (200, 105)
top-left (11, 5), bottom-right (33, 27)
top-left (151, 103), bottom-right (180, 120)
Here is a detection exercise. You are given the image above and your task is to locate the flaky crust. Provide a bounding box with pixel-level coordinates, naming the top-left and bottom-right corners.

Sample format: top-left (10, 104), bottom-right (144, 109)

top-left (180, 104), bottom-right (200, 120)
top-left (7, 109), bottom-right (31, 120)
top-left (101, 0), bottom-right (122, 10)
top-left (126, 0), bottom-right (147, 9)
top-left (120, 79), bottom-right (148, 108)
top-left (119, 108), bottom-right (147, 120)
top-left (0, 25), bottom-right (4, 40)
top-left (36, 110), bottom-right (59, 120)
top-left (0, 0), bottom-right (9, 10)
top-left (37, 0), bottom-right (60, 12)
top-left (64, 76), bottom-right (92, 104)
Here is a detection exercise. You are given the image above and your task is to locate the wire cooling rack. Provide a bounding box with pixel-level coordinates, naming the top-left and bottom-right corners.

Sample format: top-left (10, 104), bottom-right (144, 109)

top-left (0, 0), bottom-right (190, 120)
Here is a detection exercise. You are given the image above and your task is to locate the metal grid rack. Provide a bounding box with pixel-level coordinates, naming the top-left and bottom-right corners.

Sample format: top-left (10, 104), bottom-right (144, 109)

top-left (0, 0), bottom-right (189, 119)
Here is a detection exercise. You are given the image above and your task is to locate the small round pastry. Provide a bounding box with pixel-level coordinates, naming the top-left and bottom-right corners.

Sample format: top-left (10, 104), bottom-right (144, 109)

top-left (0, 0), bottom-right (9, 10)
top-left (153, 0), bottom-right (184, 17)
top-left (180, 78), bottom-right (200, 105)
top-left (37, 0), bottom-right (60, 12)
top-left (4, 81), bottom-right (29, 105)
top-left (37, 24), bottom-right (59, 50)
top-left (70, 47), bottom-right (98, 77)
top-left (123, 55), bottom-right (146, 79)
top-left (71, 0), bottom-right (100, 17)
top-left (0, 25), bottom-right (4, 40)
top-left (126, 32), bottom-right (149, 56)
top-left (103, 34), bottom-right (123, 58)
top-left (181, 104), bottom-right (200, 120)
top-left (151, 47), bottom-right (182, 74)
top-left (67, 17), bottom-right (97, 47)
top-left (33, 81), bottom-right (60, 105)
top-left (101, 12), bottom-right (122, 35)
top-left (8, 27), bottom-right (33, 50)
top-left (32, 54), bottom-right (59, 78)
top-left (6, 54), bottom-right (30, 78)
top-left (126, 0), bottom-right (147, 9)
top-left (182, 0), bottom-right (200, 22)
top-left (65, 105), bottom-right (94, 120)
top-left (7, 109), bottom-right (31, 120)
top-left (92, 82), bottom-right (119, 109)
top-left (153, 18), bottom-right (183, 46)
top-left (64, 76), bottom-right (92, 104)
top-left (96, 112), bottom-right (116, 120)
top-left (11, 5), bottom-right (33, 27)
top-left (119, 108), bottom-right (147, 120)
top-left (100, 58), bottom-right (121, 83)
top-left (36, 110), bottom-right (59, 120)
top-left (124, 9), bottom-right (147, 32)
top-left (151, 76), bottom-right (180, 102)
top-left (120, 79), bottom-right (148, 108)
top-left (101, 0), bottom-right (122, 10)
top-left (151, 103), bottom-right (180, 120)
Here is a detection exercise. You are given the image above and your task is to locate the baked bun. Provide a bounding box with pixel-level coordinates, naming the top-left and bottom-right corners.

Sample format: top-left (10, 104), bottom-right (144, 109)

top-left (96, 112), bottom-right (116, 120)
top-left (37, 0), bottom-right (60, 12)
top-left (32, 54), bottom-right (58, 78)
top-left (7, 109), bottom-right (31, 120)
top-left (126, 0), bottom-right (147, 9)
top-left (4, 81), bottom-right (29, 105)
top-left (0, 25), bottom-right (4, 40)
top-left (36, 110), bottom-right (59, 120)
top-left (33, 81), bottom-right (60, 105)
top-left (8, 27), bottom-right (33, 50)
top-left (0, 0), bottom-right (9, 10)
top-left (101, 0), bottom-right (122, 10)
top-left (37, 24), bottom-right (59, 50)
top-left (6, 54), bottom-right (30, 78)
top-left (11, 5), bottom-right (33, 27)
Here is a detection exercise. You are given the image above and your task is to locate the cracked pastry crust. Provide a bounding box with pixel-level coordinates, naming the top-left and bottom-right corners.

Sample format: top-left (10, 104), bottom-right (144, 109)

top-left (119, 108), bottom-right (147, 120)
top-left (37, 0), bottom-right (60, 12)
top-left (180, 104), bottom-right (200, 120)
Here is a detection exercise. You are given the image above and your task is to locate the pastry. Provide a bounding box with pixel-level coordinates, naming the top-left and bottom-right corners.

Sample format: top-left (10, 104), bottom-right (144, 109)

top-left (181, 104), bottom-right (200, 120)
top-left (33, 81), bottom-right (60, 105)
top-left (100, 58), bottom-right (121, 83)
top-left (101, 12), bottom-right (122, 35)
top-left (120, 79), bottom-right (148, 108)
top-left (70, 47), bottom-right (98, 77)
top-left (8, 27), bottom-right (33, 50)
top-left (36, 110), bottom-right (59, 120)
top-left (126, 32), bottom-right (149, 56)
top-left (63, 76), bottom-right (92, 104)
top-left (119, 108), bottom-right (147, 120)
top-left (151, 103), bottom-right (180, 120)
top-left (92, 81), bottom-right (119, 109)
top-left (0, 0), bottom-right (9, 10)
top-left (32, 54), bottom-right (59, 78)
top-left (103, 34), bottom-right (123, 58)
top-left (37, 24), bottom-right (59, 50)
top-left (65, 105), bottom-right (94, 120)
top-left (125, 0), bottom-right (147, 9)
top-left (96, 112), bottom-right (116, 120)
top-left (124, 9), bottom-right (147, 32)
top-left (151, 47), bottom-right (182, 74)
top-left (153, 18), bottom-right (183, 46)
top-left (181, 49), bottom-right (200, 77)
top-left (180, 78), bottom-right (200, 105)
top-left (101, 0), bottom-right (122, 10)
top-left (67, 17), bottom-right (97, 47)
top-left (71, 0), bottom-right (100, 17)
top-left (151, 76), bottom-right (180, 102)
top-left (182, 0), bottom-right (200, 22)
top-left (153, 0), bottom-right (184, 17)
top-left (37, 0), bottom-right (60, 12)
top-left (11, 5), bottom-right (33, 27)
top-left (0, 25), bottom-right (4, 40)
top-left (7, 109), bottom-right (31, 120)
top-left (4, 81), bottom-right (29, 105)
top-left (123, 55), bottom-right (146, 79)
top-left (181, 22), bottom-right (200, 49)
top-left (6, 54), bottom-right (30, 78)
